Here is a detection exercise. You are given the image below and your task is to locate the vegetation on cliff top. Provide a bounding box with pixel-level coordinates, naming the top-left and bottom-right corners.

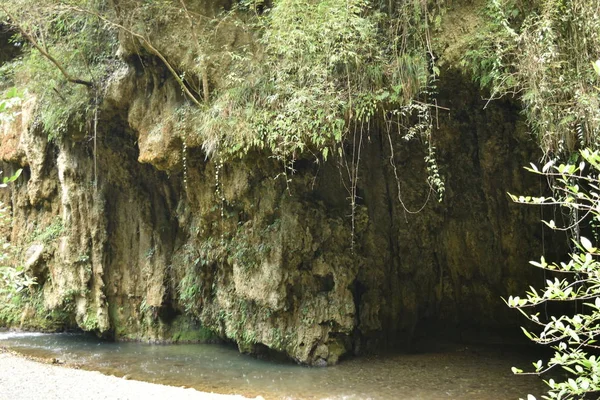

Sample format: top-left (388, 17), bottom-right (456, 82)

top-left (463, 0), bottom-right (600, 158)
top-left (0, 0), bottom-right (116, 140)
top-left (0, 0), bottom-right (446, 206)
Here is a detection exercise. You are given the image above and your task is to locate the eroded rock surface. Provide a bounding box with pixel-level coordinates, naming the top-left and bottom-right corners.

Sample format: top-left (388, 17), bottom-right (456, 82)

top-left (0, 4), bottom-right (556, 365)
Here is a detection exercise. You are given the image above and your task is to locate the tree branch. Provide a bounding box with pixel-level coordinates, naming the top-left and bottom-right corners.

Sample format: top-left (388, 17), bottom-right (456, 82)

top-left (64, 4), bottom-right (202, 106)
top-left (1, 5), bottom-right (94, 88)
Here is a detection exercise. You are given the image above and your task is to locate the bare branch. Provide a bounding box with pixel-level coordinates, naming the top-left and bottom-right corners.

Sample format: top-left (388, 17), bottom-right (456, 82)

top-left (63, 4), bottom-right (202, 106)
top-left (1, 5), bottom-right (94, 88)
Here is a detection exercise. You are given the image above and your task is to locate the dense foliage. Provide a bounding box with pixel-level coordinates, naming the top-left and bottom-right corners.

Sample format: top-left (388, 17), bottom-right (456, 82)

top-left (0, 0), bottom-right (447, 203)
top-left (463, 0), bottom-right (600, 157)
top-left (0, 2), bottom-right (436, 147)
top-left (197, 0), bottom-right (436, 159)
top-left (0, 0), bottom-right (117, 140)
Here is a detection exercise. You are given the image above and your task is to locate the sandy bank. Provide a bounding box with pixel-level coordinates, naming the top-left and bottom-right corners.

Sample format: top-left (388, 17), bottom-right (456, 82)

top-left (0, 351), bottom-right (262, 400)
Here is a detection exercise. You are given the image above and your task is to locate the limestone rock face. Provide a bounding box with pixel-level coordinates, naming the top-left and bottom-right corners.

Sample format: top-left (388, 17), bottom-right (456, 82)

top-left (24, 244), bottom-right (44, 276)
top-left (0, 5), bottom-right (556, 365)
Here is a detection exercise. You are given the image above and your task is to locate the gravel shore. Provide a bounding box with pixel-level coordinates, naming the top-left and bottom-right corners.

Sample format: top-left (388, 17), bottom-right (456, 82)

top-left (0, 351), bottom-right (262, 400)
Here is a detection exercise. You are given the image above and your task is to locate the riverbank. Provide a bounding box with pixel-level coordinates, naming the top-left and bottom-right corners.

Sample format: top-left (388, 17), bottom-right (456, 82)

top-left (0, 350), bottom-right (261, 400)
top-left (0, 332), bottom-right (550, 399)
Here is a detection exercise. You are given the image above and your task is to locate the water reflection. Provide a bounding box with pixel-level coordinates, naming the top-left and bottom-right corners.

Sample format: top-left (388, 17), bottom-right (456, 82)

top-left (0, 332), bottom-right (546, 399)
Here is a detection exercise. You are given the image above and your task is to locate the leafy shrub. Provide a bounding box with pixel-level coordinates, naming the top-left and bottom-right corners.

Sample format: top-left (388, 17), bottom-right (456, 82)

top-left (509, 147), bottom-right (600, 399)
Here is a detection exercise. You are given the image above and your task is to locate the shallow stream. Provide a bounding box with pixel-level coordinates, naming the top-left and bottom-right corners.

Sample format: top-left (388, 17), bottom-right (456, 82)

top-left (0, 332), bottom-right (547, 399)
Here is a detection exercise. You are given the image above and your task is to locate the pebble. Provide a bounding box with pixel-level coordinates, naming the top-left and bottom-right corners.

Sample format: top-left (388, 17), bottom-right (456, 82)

top-left (0, 352), bottom-right (261, 400)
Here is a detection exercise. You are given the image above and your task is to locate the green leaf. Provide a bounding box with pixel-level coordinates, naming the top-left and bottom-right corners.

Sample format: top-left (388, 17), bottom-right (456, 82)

top-left (568, 378), bottom-right (578, 391)
top-left (542, 160), bottom-right (554, 172)
top-left (593, 60), bottom-right (600, 77)
top-left (3, 169), bottom-right (21, 184)
top-left (580, 237), bottom-right (594, 252)
top-left (529, 163), bottom-right (539, 172)
top-left (569, 330), bottom-right (580, 342)
top-left (563, 366), bottom-right (577, 375)
top-left (580, 379), bottom-right (590, 390)
top-left (543, 220), bottom-right (556, 229)
top-left (511, 366), bottom-right (523, 374)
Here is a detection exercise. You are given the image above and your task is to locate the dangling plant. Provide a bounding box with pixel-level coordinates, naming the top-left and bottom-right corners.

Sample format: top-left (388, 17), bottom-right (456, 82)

top-left (463, 0), bottom-right (600, 157)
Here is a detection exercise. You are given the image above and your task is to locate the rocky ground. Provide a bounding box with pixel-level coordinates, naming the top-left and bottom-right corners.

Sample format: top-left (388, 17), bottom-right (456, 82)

top-left (0, 351), bottom-right (261, 400)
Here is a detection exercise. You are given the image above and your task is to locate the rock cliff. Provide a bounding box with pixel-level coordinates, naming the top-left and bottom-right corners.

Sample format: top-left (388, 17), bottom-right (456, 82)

top-left (0, 2), bottom-right (557, 365)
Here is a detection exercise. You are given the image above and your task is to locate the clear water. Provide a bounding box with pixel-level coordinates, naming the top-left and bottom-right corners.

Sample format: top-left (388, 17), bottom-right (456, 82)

top-left (0, 332), bottom-right (547, 399)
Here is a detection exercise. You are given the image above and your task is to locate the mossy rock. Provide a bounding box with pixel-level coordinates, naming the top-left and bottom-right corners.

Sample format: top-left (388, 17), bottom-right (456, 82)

top-left (170, 316), bottom-right (218, 343)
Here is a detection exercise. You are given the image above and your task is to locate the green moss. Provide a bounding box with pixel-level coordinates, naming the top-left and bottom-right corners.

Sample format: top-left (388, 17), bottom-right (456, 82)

top-left (80, 313), bottom-right (99, 332)
top-left (0, 293), bottom-right (26, 326)
top-left (31, 217), bottom-right (64, 244)
top-left (326, 339), bottom-right (347, 364)
top-left (0, 291), bottom-right (74, 331)
top-left (237, 338), bottom-right (256, 354)
top-left (170, 316), bottom-right (217, 343)
top-left (270, 327), bottom-right (284, 351)
top-left (172, 327), bottom-right (216, 343)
